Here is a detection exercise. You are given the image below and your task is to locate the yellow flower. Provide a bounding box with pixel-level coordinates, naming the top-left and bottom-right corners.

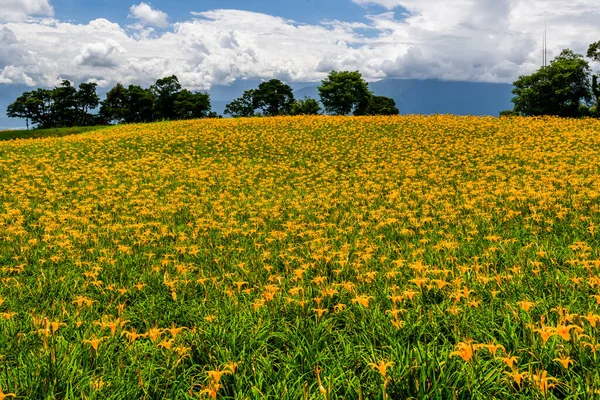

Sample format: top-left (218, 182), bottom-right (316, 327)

top-left (83, 336), bottom-right (105, 351)
top-left (368, 360), bottom-right (394, 378)
top-left (554, 355), bottom-right (574, 369)
top-left (450, 342), bottom-right (475, 362)
top-left (531, 370), bottom-right (558, 395)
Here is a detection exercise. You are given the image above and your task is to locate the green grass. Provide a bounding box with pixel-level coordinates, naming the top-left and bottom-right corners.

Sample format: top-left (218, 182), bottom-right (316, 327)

top-left (0, 115), bottom-right (600, 399)
top-left (0, 125), bottom-right (110, 142)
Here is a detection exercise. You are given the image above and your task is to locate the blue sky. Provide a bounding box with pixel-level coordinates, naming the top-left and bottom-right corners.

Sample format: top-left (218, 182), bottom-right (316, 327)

top-left (0, 0), bottom-right (598, 96)
top-left (51, 0), bottom-right (395, 26)
top-left (2, 0), bottom-right (598, 128)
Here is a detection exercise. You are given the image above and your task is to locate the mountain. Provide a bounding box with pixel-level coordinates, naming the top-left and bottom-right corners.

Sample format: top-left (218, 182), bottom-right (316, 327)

top-left (293, 78), bottom-right (514, 116)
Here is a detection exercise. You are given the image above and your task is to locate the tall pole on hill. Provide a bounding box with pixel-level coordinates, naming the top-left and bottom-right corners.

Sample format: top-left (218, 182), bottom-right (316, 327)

top-left (543, 19), bottom-right (547, 67)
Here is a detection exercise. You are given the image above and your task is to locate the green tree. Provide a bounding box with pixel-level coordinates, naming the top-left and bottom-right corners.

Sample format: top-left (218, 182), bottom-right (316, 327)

top-left (99, 83), bottom-right (128, 124)
top-left (125, 85), bottom-right (155, 123)
top-left (174, 90), bottom-right (212, 120)
top-left (318, 70), bottom-right (372, 116)
top-left (6, 92), bottom-right (35, 129)
top-left (76, 82), bottom-right (100, 126)
top-left (100, 84), bottom-right (156, 124)
top-left (290, 97), bottom-right (322, 116)
top-left (253, 79), bottom-right (295, 116)
top-left (511, 49), bottom-right (591, 117)
top-left (365, 96), bottom-right (399, 115)
top-left (27, 88), bottom-right (54, 128)
top-left (224, 89), bottom-right (258, 117)
top-left (587, 41), bottom-right (600, 117)
top-left (151, 75), bottom-right (182, 120)
top-left (52, 80), bottom-right (78, 127)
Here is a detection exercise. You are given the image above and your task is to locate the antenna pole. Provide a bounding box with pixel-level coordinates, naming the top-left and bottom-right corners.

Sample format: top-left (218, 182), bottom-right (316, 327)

top-left (543, 20), bottom-right (547, 67)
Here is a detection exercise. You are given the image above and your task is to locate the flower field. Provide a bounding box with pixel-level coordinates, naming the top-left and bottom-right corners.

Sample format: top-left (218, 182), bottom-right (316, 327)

top-left (1, 115), bottom-right (600, 399)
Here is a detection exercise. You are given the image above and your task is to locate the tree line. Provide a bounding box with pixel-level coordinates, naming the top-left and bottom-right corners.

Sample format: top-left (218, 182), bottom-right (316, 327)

top-left (223, 70), bottom-right (399, 117)
top-left (6, 75), bottom-right (218, 129)
top-left (6, 70), bottom-right (399, 129)
top-left (506, 40), bottom-right (600, 117)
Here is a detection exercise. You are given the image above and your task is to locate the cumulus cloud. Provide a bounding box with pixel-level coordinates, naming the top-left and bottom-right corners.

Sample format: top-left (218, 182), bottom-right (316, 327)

top-left (0, 65), bottom-right (35, 85)
top-left (1, 0), bottom-right (54, 22)
top-left (1, 2), bottom-right (599, 90)
top-left (75, 39), bottom-right (126, 67)
top-left (129, 2), bottom-right (169, 28)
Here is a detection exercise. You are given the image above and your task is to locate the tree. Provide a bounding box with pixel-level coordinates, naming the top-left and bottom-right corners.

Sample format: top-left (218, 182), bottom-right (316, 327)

top-left (224, 89), bottom-right (258, 117)
top-left (125, 85), bottom-right (155, 123)
top-left (99, 83), bottom-right (128, 124)
top-left (290, 97), bottom-right (322, 115)
top-left (151, 75), bottom-right (182, 120)
top-left (365, 96), bottom-right (399, 115)
top-left (7, 92), bottom-right (35, 129)
top-left (27, 88), bottom-right (54, 128)
top-left (511, 49), bottom-right (591, 117)
top-left (253, 79), bottom-right (295, 116)
top-left (318, 70), bottom-right (372, 116)
top-left (174, 90), bottom-right (212, 120)
top-left (587, 41), bottom-right (600, 117)
top-left (588, 41), bottom-right (600, 62)
top-left (76, 82), bottom-right (100, 126)
top-left (52, 80), bottom-right (78, 127)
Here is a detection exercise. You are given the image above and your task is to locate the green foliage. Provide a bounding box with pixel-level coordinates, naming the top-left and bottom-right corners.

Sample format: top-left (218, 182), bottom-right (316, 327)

top-left (364, 96), bottom-right (400, 116)
top-left (0, 125), bottom-right (108, 142)
top-left (6, 91), bottom-right (34, 130)
top-left (51, 80), bottom-right (78, 127)
top-left (511, 49), bottom-right (592, 117)
top-left (290, 97), bottom-right (322, 115)
top-left (499, 109), bottom-right (520, 117)
top-left (26, 88), bottom-right (54, 128)
top-left (318, 70), bottom-right (372, 116)
top-left (587, 41), bottom-right (600, 62)
top-left (8, 81), bottom-right (102, 129)
top-left (253, 79), bottom-right (295, 116)
top-left (224, 89), bottom-right (258, 117)
top-left (98, 77), bottom-right (215, 124)
top-left (2, 116), bottom-right (600, 398)
top-left (174, 90), bottom-right (212, 120)
top-left (588, 42), bottom-right (600, 117)
top-left (76, 82), bottom-right (100, 126)
top-left (151, 75), bottom-right (182, 120)
top-left (124, 85), bottom-right (155, 123)
top-left (99, 83), bottom-right (128, 124)
top-left (225, 80), bottom-right (295, 117)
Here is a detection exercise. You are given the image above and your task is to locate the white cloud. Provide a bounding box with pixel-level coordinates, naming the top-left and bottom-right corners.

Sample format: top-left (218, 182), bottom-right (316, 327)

top-left (1, 0), bottom-right (54, 22)
top-left (129, 2), bottom-right (169, 28)
top-left (75, 39), bottom-right (126, 67)
top-left (1, 2), bottom-right (599, 91)
top-left (0, 65), bottom-right (35, 85)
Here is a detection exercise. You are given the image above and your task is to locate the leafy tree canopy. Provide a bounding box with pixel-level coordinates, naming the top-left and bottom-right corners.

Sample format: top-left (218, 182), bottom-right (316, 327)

top-left (224, 89), bottom-right (258, 118)
top-left (511, 49), bottom-right (591, 117)
top-left (290, 97), bottom-right (321, 116)
top-left (253, 79), bottom-right (295, 116)
top-left (318, 70), bottom-right (372, 116)
top-left (151, 75), bottom-right (182, 120)
top-left (365, 96), bottom-right (400, 116)
top-left (174, 90), bottom-right (211, 120)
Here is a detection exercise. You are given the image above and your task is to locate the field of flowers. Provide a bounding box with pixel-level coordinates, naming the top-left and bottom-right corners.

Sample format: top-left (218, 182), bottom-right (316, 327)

top-left (1, 115), bottom-right (600, 399)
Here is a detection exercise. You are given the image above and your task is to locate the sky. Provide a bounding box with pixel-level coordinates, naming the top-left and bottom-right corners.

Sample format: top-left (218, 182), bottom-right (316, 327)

top-left (0, 0), bottom-right (599, 92)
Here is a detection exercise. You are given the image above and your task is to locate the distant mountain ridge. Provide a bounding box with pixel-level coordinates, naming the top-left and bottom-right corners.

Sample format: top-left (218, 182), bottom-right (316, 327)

top-left (292, 78), bottom-right (514, 117)
top-left (1, 78), bottom-right (514, 129)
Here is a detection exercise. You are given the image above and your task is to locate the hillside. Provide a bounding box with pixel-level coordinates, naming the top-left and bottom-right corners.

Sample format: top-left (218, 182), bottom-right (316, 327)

top-left (1, 116), bottom-right (600, 398)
